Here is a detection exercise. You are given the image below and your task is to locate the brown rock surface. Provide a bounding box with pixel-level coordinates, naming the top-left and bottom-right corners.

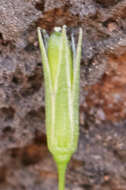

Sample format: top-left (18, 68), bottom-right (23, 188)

top-left (0, 0), bottom-right (126, 189)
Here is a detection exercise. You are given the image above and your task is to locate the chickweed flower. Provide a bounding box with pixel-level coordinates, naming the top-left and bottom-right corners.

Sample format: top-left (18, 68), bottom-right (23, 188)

top-left (37, 25), bottom-right (82, 190)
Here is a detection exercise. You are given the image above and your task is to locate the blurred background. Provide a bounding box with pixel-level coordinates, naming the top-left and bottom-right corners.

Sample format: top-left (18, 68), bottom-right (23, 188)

top-left (0, 0), bottom-right (126, 189)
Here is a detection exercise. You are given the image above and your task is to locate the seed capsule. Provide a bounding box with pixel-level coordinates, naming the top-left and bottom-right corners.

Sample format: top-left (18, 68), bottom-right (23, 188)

top-left (37, 26), bottom-right (82, 190)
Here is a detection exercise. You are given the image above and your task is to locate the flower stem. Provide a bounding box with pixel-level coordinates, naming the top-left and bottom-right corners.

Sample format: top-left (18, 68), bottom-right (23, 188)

top-left (57, 162), bottom-right (68, 190)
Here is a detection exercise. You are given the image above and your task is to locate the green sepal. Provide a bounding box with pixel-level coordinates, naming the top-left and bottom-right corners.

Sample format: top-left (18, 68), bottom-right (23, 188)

top-left (37, 26), bottom-right (83, 190)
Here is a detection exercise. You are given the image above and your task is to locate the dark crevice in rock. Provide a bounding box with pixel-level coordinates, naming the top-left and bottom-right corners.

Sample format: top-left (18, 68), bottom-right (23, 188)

top-left (34, 130), bottom-right (47, 145)
top-left (0, 107), bottom-right (15, 122)
top-left (80, 184), bottom-right (92, 190)
top-left (0, 166), bottom-right (7, 183)
top-left (24, 43), bottom-right (38, 52)
top-left (19, 67), bottom-right (43, 97)
top-left (8, 139), bottom-right (48, 166)
top-left (95, 0), bottom-right (122, 8)
top-left (0, 33), bottom-right (3, 40)
top-left (12, 68), bottom-right (24, 85)
top-left (2, 126), bottom-right (15, 134)
top-left (21, 144), bottom-right (46, 166)
top-left (25, 106), bottom-right (45, 123)
top-left (35, 0), bottom-right (45, 11)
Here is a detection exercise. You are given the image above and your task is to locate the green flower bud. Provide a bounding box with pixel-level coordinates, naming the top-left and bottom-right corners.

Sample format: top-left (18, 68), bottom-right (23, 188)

top-left (37, 26), bottom-right (82, 190)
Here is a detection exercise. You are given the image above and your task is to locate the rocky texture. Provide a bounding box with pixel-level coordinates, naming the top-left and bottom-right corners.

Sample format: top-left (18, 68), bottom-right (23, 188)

top-left (0, 0), bottom-right (126, 190)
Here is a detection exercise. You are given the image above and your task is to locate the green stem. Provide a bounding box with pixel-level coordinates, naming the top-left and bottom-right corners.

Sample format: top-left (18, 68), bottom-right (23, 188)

top-left (57, 162), bottom-right (68, 190)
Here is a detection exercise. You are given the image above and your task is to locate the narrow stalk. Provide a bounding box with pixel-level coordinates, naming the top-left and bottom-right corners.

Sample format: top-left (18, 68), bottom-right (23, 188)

top-left (57, 162), bottom-right (68, 190)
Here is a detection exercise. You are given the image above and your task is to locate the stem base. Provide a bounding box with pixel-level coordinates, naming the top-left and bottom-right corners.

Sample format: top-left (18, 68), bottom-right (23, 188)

top-left (56, 161), bottom-right (68, 190)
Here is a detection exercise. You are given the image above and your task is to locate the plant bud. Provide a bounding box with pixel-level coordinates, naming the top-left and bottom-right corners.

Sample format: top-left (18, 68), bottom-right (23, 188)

top-left (37, 26), bottom-right (82, 190)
